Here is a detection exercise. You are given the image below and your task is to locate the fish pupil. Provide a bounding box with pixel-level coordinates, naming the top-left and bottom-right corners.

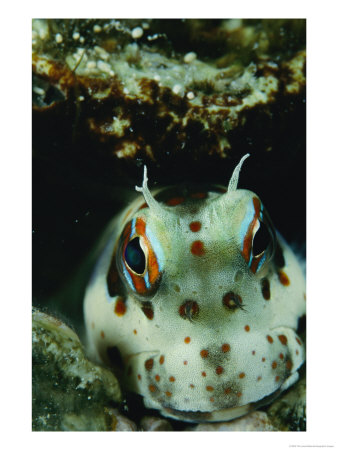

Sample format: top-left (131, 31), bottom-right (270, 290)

top-left (124, 237), bottom-right (146, 274)
top-left (253, 221), bottom-right (271, 256)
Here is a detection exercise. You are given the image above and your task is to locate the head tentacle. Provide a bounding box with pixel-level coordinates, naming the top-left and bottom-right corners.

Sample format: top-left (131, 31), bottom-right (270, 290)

top-left (228, 153), bottom-right (250, 192)
top-left (135, 166), bottom-right (172, 217)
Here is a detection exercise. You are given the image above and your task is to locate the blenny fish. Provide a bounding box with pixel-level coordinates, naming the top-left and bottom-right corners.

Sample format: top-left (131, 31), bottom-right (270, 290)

top-left (84, 154), bottom-right (306, 423)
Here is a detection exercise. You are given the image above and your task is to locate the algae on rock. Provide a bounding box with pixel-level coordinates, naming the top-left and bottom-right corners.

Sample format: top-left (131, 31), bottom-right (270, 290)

top-left (267, 375), bottom-right (306, 431)
top-left (32, 19), bottom-right (305, 163)
top-left (32, 308), bottom-right (122, 431)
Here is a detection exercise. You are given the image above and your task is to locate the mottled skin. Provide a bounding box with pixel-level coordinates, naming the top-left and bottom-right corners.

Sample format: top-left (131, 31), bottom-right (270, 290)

top-left (84, 158), bottom-right (305, 422)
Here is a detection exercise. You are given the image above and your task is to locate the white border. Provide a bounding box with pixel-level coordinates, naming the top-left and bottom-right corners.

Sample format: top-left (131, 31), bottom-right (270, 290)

top-left (1, 1), bottom-right (337, 448)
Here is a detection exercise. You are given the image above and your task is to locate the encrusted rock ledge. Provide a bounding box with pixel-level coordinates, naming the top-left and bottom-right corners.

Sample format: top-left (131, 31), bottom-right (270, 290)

top-left (32, 19), bottom-right (305, 173)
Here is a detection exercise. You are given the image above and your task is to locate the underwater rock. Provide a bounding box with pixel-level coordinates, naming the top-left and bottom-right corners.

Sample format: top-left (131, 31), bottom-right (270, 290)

top-left (140, 416), bottom-right (173, 431)
top-left (187, 411), bottom-right (276, 431)
top-left (267, 375), bottom-right (306, 431)
top-left (107, 408), bottom-right (138, 431)
top-left (32, 308), bottom-right (122, 431)
top-left (32, 19), bottom-right (305, 170)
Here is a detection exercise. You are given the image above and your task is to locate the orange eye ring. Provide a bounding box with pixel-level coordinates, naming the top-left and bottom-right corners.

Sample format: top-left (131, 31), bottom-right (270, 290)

top-left (241, 197), bottom-right (276, 274)
top-left (118, 217), bottom-right (163, 295)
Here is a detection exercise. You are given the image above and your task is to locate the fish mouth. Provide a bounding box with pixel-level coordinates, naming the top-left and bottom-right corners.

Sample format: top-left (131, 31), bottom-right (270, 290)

top-left (157, 384), bottom-right (287, 423)
top-left (125, 351), bottom-right (255, 422)
top-left (121, 325), bottom-right (304, 423)
top-left (161, 403), bottom-right (253, 423)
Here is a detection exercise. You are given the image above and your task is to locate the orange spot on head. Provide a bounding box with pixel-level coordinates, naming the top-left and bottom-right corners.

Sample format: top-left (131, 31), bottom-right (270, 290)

top-left (296, 337), bottom-right (302, 346)
top-left (245, 325), bottom-right (250, 332)
top-left (261, 278), bottom-right (271, 300)
top-left (279, 353), bottom-right (284, 360)
top-left (190, 192), bottom-right (207, 199)
top-left (183, 360), bottom-right (188, 365)
top-left (278, 335), bottom-right (288, 345)
top-left (239, 372), bottom-right (245, 379)
top-left (137, 374), bottom-right (142, 380)
top-left (275, 376), bottom-right (280, 382)
top-left (179, 300), bottom-right (199, 320)
top-left (202, 371), bottom-right (207, 377)
top-left (189, 221), bottom-right (202, 232)
top-left (286, 359), bottom-right (293, 370)
top-left (145, 358), bottom-right (154, 371)
top-left (200, 349), bottom-right (209, 358)
top-left (296, 349), bottom-right (299, 355)
top-left (191, 240), bottom-right (205, 256)
top-left (169, 376), bottom-right (175, 382)
top-left (206, 386), bottom-right (214, 392)
top-left (262, 357), bottom-right (266, 362)
top-left (267, 335), bottom-right (273, 344)
top-left (210, 397), bottom-right (215, 403)
top-left (100, 331), bottom-right (105, 339)
top-left (141, 303), bottom-right (154, 320)
top-left (115, 297), bottom-right (127, 316)
top-left (216, 366), bottom-right (224, 375)
top-left (155, 375), bottom-right (160, 382)
top-left (178, 304), bottom-right (185, 317)
top-left (224, 387), bottom-right (232, 395)
top-left (109, 269), bottom-right (118, 283)
top-left (190, 384), bottom-right (195, 389)
top-left (272, 361), bottom-right (277, 369)
top-left (184, 336), bottom-right (191, 344)
top-left (223, 291), bottom-right (243, 309)
top-left (278, 270), bottom-right (290, 286)
top-left (257, 376), bottom-right (262, 381)
top-left (252, 350), bottom-right (256, 355)
top-left (166, 197), bottom-right (185, 206)
top-left (107, 253), bottom-right (120, 297)
top-left (138, 202), bottom-right (148, 210)
top-left (165, 391), bottom-right (172, 397)
top-left (215, 187), bottom-right (227, 194)
top-left (149, 384), bottom-right (156, 393)
top-left (222, 343), bottom-right (231, 353)
top-left (159, 355), bottom-right (165, 365)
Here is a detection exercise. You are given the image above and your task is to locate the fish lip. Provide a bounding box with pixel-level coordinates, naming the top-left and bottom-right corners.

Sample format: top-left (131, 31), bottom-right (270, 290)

top-left (161, 403), bottom-right (254, 423)
top-left (160, 383), bottom-right (290, 423)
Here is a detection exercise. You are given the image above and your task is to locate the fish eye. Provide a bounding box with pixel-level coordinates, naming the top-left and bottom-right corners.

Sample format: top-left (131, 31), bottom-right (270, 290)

top-left (252, 220), bottom-right (271, 257)
top-left (117, 218), bottom-right (163, 296)
top-left (240, 198), bottom-right (276, 274)
top-left (249, 210), bottom-right (276, 274)
top-left (124, 237), bottom-right (146, 275)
